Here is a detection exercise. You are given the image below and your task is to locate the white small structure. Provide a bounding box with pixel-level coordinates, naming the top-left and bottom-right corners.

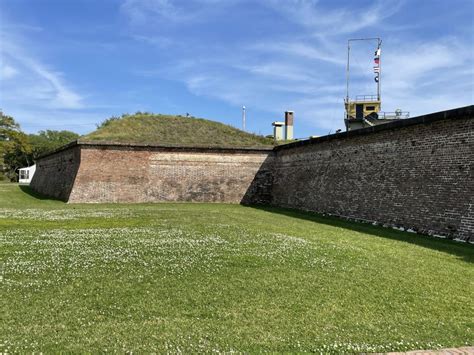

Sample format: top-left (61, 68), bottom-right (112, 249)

top-left (272, 121), bottom-right (285, 141)
top-left (19, 164), bottom-right (36, 184)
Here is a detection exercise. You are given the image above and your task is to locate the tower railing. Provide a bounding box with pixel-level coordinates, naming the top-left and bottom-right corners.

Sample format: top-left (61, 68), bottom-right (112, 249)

top-left (354, 95), bottom-right (379, 102)
top-left (378, 111), bottom-right (410, 119)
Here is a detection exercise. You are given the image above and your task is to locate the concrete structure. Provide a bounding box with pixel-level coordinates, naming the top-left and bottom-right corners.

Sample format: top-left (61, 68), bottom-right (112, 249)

top-left (31, 106), bottom-right (473, 241)
top-left (272, 111), bottom-right (294, 141)
top-left (18, 164), bottom-right (36, 184)
top-left (272, 122), bottom-right (285, 141)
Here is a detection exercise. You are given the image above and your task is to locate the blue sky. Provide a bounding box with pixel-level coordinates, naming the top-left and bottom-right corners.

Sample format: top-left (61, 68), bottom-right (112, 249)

top-left (1, 0), bottom-right (473, 138)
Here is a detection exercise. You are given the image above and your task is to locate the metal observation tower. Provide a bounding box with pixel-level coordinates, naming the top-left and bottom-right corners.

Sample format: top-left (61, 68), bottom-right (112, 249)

top-left (344, 38), bottom-right (409, 131)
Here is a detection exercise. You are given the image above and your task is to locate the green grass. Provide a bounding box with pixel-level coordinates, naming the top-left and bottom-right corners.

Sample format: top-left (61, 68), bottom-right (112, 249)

top-left (82, 113), bottom-right (274, 147)
top-left (1, 182), bottom-right (473, 353)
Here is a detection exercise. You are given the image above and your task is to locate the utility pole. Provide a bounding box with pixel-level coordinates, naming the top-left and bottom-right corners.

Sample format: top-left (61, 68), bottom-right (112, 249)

top-left (242, 106), bottom-right (246, 131)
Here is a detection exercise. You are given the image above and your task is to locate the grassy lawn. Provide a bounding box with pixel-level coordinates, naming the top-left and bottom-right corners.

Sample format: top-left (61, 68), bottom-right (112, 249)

top-left (1, 183), bottom-right (473, 353)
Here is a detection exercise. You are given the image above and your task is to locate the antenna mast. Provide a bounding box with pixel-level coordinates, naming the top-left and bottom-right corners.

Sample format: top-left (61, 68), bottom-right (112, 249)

top-left (346, 37), bottom-right (382, 102)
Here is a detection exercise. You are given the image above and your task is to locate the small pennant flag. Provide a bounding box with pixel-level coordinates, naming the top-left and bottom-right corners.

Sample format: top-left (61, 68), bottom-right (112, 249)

top-left (373, 66), bottom-right (380, 73)
top-left (375, 48), bottom-right (381, 56)
top-left (374, 57), bottom-right (380, 65)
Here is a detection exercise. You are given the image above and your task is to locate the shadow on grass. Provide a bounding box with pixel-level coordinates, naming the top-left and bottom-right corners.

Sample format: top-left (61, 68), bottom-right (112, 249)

top-left (19, 185), bottom-right (66, 202)
top-left (248, 205), bottom-right (474, 264)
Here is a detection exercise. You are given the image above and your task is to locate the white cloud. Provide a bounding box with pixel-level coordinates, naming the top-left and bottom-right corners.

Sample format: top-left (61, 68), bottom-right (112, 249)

top-left (379, 37), bottom-right (474, 116)
top-left (121, 0), bottom-right (182, 23)
top-left (0, 39), bottom-right (83, 109)
top-left (130, 34), bottom-right (172, 48)
top-left (248, 41), bottom-right (345, 66)
top-left (262, 0), bottom-right (404, 35)
top-left (234, 62), bottom-right (321, 83)
top-left (121, 0), bottom-right (239, 24)
top-left (383, 40), bottom-right (467, 90)
top-left (1, 64), bottom-right (18, 79)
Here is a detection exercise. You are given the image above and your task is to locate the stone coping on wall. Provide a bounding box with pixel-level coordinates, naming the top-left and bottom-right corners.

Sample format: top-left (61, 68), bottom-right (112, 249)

top-left (275, 105), bottom-right (474, 151)
top-left (36, 140), bottom-right (275, 160)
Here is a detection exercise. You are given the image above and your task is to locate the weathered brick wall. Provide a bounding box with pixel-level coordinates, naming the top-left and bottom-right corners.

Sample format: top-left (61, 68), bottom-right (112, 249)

top-left (271, 107), bottom-right (473, 241)
top-left (67, 145), bottom-right (274, 204)
top-left (30, 144), bottom-right (81, 201)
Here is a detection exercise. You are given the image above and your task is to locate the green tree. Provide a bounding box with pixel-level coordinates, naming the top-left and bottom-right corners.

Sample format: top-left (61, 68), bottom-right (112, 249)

top-left (28, 130), bottom-right (79, 159)
top-left (0, 114), bottom-right (20, 140)
top-left (0, 114), bottom-right (32, 181)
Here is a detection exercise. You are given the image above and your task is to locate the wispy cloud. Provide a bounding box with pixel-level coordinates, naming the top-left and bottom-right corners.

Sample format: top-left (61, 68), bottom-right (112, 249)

top-left (121, 0), bottom-right (182, 23)
top-left (383, 39), bottom-right (468, 91)
top-left (263, 0), bottom-right (404, 35)
top-left (1, 39), bottom-right (83, 109)
top-left (0, 64), bottom-right (18, 79)
top-left (121, 0), bottom-right (238, 24)
top-left (248, 41), bottom-right (345, 66)
top-left (381, 38), bottom-right (474, 116)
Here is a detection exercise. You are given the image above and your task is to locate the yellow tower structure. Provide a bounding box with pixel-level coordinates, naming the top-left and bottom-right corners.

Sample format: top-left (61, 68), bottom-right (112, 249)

top-left (344, 38), bottom-right (408, 131)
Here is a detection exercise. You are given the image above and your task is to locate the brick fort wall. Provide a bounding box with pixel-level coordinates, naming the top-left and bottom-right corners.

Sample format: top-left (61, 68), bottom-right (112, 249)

top-left (65, 144), bottom-right (274, 204)
top-left (30, 144), bottom-right (81, 201)
top-left (271, 106), bottom-right (473, 241)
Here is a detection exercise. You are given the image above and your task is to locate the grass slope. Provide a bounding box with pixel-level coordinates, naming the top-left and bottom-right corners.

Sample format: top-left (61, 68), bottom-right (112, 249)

top-left (1, 183), bottom-right (473, 353)
top-left (82, 113), bottom-right (274, 147)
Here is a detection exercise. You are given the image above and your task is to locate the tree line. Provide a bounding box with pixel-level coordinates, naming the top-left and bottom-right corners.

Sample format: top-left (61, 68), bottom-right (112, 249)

top-left (0, 113), bottom-right (79, 181)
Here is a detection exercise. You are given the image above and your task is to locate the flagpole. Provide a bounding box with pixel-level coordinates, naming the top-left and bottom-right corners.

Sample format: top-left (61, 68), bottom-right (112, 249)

top-left (346, 40), bottom-right (350, 104)
top-left (377, 39), bottom-right (382, 102)
top-left (347, 37), bottom-right (381, 101)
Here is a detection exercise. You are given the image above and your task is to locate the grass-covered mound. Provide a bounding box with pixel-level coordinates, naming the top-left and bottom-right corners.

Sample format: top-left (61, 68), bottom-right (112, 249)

top-left (82, 113), bottom-right (273, 147)
top-left (1, 183), bottom-right (473, 352)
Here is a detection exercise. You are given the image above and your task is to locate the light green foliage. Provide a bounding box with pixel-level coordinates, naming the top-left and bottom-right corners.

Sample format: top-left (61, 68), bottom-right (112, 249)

top-left (84, 112), bottom-right (274, 147)
top-left (1, 183), bottom-right (473, 352)
top-left (0, 115), bottom-right (32, 181)
top-left (0, 114), bottom-right (20, 141)
top-left (28, 130), bottom-right (80, 158)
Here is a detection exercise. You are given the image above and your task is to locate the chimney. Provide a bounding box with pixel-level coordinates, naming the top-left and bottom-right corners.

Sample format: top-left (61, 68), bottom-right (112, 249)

top-left (285, 111), bottom-right (294, 140)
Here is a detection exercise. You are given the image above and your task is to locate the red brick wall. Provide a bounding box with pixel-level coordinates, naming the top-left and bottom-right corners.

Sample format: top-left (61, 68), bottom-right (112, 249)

top-left (68, 146), bottom-right (274, 204)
